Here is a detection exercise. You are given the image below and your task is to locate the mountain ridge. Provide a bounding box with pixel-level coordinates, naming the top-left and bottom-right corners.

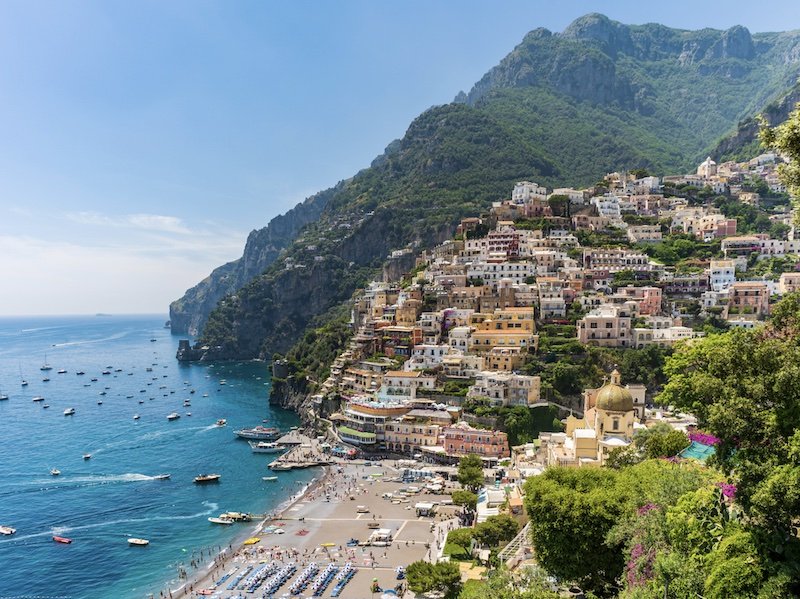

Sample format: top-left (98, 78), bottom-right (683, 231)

top-left (171, 13), bottom-right (800, 354)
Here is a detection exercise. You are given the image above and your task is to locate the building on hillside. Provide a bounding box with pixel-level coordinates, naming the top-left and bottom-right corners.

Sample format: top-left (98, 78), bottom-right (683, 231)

top-left (779, 272), bottom-right (800, 295)
top-left (467, 371), bottom-right (541, 407)
top-left (724, 282), bottom-right (770, 319)
top-left (441, 422), bottom-right (509, 460)
top-left (709, 260), bottom-right (737, 292)
top-left (576, 304), bottom-right (633, 347)
top-left (627, 225), bottom-right (662, 244)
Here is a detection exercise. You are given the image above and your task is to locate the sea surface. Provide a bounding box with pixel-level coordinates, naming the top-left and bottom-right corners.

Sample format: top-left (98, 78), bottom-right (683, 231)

top-left (0, 314), bottom-right (314, 599)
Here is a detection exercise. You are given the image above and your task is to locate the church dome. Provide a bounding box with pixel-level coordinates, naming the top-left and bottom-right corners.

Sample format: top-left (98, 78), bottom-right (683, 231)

top-left (595, 370), bottom-right (633, 412)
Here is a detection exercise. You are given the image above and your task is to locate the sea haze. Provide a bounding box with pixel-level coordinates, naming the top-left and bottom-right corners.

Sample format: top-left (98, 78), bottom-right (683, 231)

top-left (0, 314), bottom-right (312, 599)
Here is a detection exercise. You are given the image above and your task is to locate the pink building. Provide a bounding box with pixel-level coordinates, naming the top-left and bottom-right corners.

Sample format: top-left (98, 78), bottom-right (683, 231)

top-left (442, 422), bottom-right (509, 458)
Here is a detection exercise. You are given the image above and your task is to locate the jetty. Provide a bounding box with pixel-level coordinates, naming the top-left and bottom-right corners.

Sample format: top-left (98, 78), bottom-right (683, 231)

top-left (267, 432), bottom-right (333, 470)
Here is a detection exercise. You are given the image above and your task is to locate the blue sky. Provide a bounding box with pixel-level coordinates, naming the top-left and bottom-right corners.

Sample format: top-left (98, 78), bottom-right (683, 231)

top-left (0, 1), bottom-right (797, 315)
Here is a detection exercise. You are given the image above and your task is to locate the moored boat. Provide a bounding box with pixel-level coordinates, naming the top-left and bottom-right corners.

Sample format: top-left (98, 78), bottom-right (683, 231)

top-left (194, 473), bottom-right (221, 484)
top-left (53, 535), bottom-right (72, 544)
top-left (83, 453), bottom-right (91, 460)
top-left (128, 537), bottom-right (150, 546)
top-left (32, 396), bottom-right (44, 402)
top-left (262, 476), bottom-right (278, 482)
top-left (0, 525), bottom-right (16, 535)
top-left (167, 412), bottom-right (180, 421)
top-left (64, 407), bottom-right (75, 416)
top-left (219, 511), bottom-right (251, 522)
top-left (50, 468), bottom-right (60, 476)
top-left (207, 516), bottom-right (234, 525)
top-left (133, 414), bottom-right (140, 420)
top-left (248, 441), bottom-right (285, 454)
top-left (233, 425), bottom-right (281, 441)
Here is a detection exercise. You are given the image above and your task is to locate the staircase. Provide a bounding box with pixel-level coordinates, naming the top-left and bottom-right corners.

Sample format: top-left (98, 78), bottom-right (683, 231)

top-left (497, 522), bottom-right (530, 565)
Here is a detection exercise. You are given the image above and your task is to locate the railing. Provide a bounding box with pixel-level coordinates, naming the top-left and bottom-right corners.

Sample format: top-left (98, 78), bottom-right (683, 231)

top-left (497, 521), bottom-right (531, 565)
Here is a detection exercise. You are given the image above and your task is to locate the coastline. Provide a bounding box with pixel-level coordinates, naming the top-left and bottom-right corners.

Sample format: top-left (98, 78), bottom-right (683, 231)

top-left (159, 459), bottom-right (460, 599)
top-left (162, 466), bottom-right (330, 598)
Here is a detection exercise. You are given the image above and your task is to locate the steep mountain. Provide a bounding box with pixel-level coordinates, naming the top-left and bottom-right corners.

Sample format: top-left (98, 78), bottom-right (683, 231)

top-left (169, 186), bottom-right (334, 334)
top-left (173, 14), bottom-right (800, 356)
top-left (713, 81), bottom-right (800, 161)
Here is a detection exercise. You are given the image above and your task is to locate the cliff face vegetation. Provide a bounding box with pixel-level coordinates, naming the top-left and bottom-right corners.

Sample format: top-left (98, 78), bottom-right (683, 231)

top-left (175, 13), bottom-right (800, 359)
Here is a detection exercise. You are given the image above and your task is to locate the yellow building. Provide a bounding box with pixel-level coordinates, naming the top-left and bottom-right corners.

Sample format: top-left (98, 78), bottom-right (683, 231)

top-left (546, 370), bottom-right (637, 467)
top-left (470, 307), bottom-right (538, 353)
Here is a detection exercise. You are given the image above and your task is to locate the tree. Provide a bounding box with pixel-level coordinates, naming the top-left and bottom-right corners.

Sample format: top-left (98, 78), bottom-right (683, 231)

top-left (446, 527), bottom-right (474, 551)
top-left (457, 454), bottom-right (484, 492)
top-left (473, 514), bottom-right (520, 547)
top-left (458, 570), bottom-right (560, 599)
top-left (760, 103), bottom-right (800, 222)
top-left (407, 560), bottom-right (462, 599)
top-left (451, 490), bottom-right (478, 512)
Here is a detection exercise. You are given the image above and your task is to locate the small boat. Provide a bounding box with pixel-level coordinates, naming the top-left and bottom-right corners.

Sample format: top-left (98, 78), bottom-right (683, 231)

top-left (53, 535), bottom-right (72, 544)
top-left (215, 419), bottom-right (227, 427)
top-left (242, 537), bottom-right (260, 545)
top-left (233, 426), bottom-right (281, 441)
top-left (207, 517), bottom-right (233, 525)
top-left (21, 380), bottom-right (28, 387)
top-left (83, 454), bottom-right (92, 460)
top-left (249, 441), bottom-right (285, 454)
top-left (76, 371), bottom-right (85, 376)
top-left (97, 400), bottom-right (103, 405)
top-left (220, 512), bottom-right (251, 522)
top-left (42, 404), bottom-right (49, 409)
top-left (193, 474), bottom-right (221, 484)
top-left (64, 408), bottom-right (75, 416)
top-left (150, 338), bottom-right (157, 342)
top-left (102, 371), bottom-right (111, 375)
top-left (0, 525), bottom-right (16, 535)
top-left (0, 393), bottom-right (8, 401)
top-left (185, 412), bottom-right (191, 416)
top-left (32, 396), bottom-right (44, 402)
top-left (153, 473), bottom-right (171, 480)
top-left (57, 369), bottom-right (67, 374)
top-left (40, 358), bottom-right (52, 371)
top-left (42, 377), bottom-right (50, 382)
top-left (50, 468), bottom-right (60, 476)
top-left (167, 412), bottom-right (180, 421)
top-left (262, 476), bottom-right (278, 482)
top-left (91, 378), bottom-right (98, 382)
top-left (128, 537), bottom-right (150, 546)
top-left (99, 391), bottom-right (107, 396)
top-left (133, 414), bottom-right (140, 420)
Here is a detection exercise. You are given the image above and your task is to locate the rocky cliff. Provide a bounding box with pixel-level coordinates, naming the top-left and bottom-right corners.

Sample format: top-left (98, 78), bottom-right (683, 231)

top-left (169, 185), bottom-right (338, 335)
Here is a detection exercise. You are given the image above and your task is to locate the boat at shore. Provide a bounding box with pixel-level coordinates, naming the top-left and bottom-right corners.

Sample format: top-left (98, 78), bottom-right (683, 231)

top-left (128, 537), bottom-right (149, 546)
top-left (248, 441), bottom-right (285, 454)
top-left (219, 511), bottom-right (252, 522)
top-left (193, 474), bottom-right (221, 484)
top-left (53, 535), bottom-right (72, 544)
top-left (268, 462), bottom-right (293, 471)
top-left (234, 425), bottom-right (281, 441)
top-left (0, 525), bottom-right (16, 535)
top-left (208, 516), bottom-right (234, 525)
top-left (262, 476), bottom-right (278, 482)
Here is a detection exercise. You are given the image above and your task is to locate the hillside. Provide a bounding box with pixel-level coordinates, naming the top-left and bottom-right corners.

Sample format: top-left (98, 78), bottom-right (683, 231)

top-left (173, 14), bottom-right (800, 356)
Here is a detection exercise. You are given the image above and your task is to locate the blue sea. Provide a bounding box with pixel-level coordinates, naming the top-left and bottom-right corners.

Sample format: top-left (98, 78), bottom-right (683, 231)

top-left (0, 314), bottom-right (314, 599)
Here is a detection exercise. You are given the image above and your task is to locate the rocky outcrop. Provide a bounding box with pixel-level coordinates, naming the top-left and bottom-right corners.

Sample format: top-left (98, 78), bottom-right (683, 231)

top-left (169, 185), bottom-right (338, 335)
top-left (713, 82), bottom-right (800, 160)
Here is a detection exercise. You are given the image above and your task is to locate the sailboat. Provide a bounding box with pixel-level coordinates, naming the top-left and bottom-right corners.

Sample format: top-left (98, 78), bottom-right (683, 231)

top-left (40, 354), bottom-right (53, 371)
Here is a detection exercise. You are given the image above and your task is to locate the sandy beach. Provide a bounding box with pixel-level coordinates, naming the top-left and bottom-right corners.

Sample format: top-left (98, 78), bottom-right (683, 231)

top-left (166, 460), bottom-right (460, 599)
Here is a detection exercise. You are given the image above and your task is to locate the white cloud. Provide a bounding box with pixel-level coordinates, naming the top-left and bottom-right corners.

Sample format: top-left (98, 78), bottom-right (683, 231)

top-left (66, 211), bottom-right (191, 234)
top-left (0, 232), bottom-right (246, 315)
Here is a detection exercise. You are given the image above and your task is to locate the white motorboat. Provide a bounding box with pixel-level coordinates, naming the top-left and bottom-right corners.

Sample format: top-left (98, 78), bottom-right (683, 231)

top-left (64, 407), bottom-right (75, 416)
top-left (50, 468), bottom-right (60, 476)
top-left (167, 412), bottom-right (180, 421)
top-left (208, 517), bottom-right (234, 525)
top-left (0, 525), bottom-right (16, 535)
top-left (248, 441), bottom-right (285, 454)
top-left (128, 537), bottom-right (150, 546)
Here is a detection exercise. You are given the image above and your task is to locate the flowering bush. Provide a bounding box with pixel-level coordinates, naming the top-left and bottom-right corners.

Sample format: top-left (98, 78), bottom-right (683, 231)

top-left (688, 431), bottom-right (720, 446)
top-left (717, 482), bottom-right (737, 499)
top-left (637, 503), bottom-right (659, 516)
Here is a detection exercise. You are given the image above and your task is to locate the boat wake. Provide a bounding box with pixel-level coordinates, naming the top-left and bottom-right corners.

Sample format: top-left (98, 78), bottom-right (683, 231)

top-left (51, 331), bottom-right (130, 348)
top-left (0, 502), bottom-right (220, 545)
